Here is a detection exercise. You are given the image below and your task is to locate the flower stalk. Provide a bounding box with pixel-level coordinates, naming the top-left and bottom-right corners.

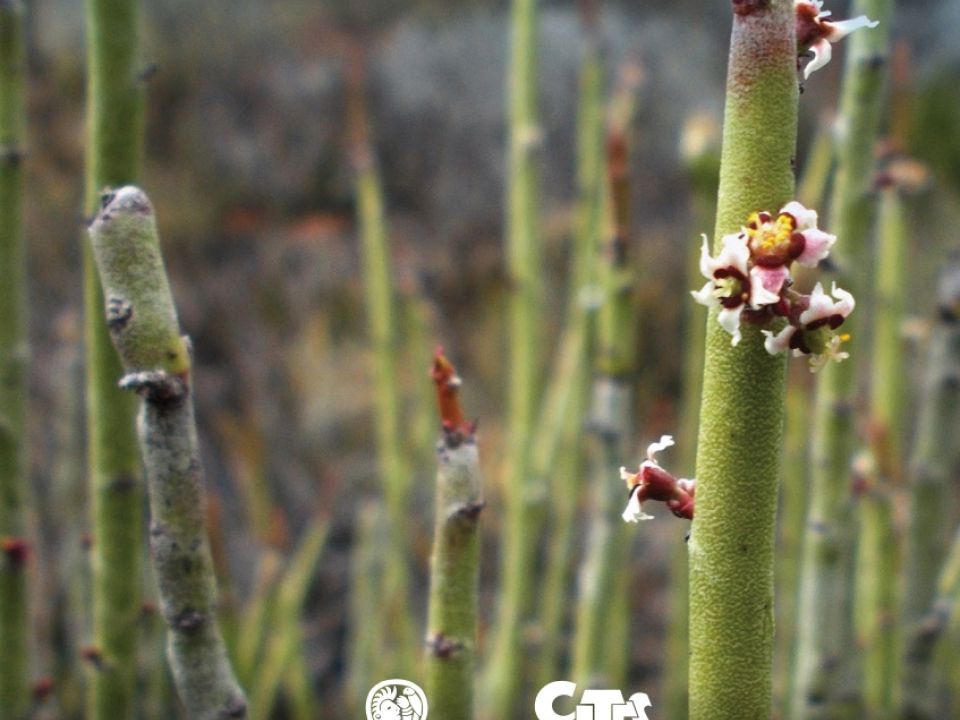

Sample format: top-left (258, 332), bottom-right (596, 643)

top-left (687, 1), bottom-right (798, 717)
top-left (0, 1), bottom-right (29, 715)
top-left (88, 187), bottom-right (247, 720)
top-left (791, 0), bottom-right (890, 714)
top-left (426, 350), bottom-right (483, 720)
top-left (84, 0), bottom-right (147, 714)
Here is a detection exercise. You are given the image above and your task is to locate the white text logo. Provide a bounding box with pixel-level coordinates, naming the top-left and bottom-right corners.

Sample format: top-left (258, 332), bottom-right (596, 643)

top-left (535, 681), bottom-right (652, 720)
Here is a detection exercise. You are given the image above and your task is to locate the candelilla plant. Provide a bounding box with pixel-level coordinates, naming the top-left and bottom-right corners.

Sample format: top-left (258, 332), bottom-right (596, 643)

top-left (88, 187), bottom-right (247, 720)
top-left (84, 0), bottom-right (147, 714)
top-left (425, 350), bottom-right (483, 720)
top-left (0, 1), bottom-right (28, 715)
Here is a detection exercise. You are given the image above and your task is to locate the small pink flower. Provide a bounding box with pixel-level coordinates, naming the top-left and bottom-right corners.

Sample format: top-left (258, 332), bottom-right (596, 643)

top-left (796, 1), bottom-right (879, 79)
top-left (621, 436), bottom-right (695, 522)
top-left (744, 202), bottom-right (836, 270)
top-left (763, 282), bottom-right (856, 371)
top-left (691, 234), bottom-right (780, 345)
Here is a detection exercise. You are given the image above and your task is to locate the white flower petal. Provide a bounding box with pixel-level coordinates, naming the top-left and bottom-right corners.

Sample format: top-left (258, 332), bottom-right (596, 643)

top-left (763, 325), bottom-right (796, 355)
top-left (620, 466), bottom-right (638, 488)
top-left (622, 490), bottom-right (654, 523)
top-left (646, 435), bottom-right (675, 461)
top-left (749, 266), bottom-right (787, 306)
top-left (796, 228), bottom-right (836, 266)
top-left (698, 234), bottom-right (715, 279)
top-left (691, 281), bottom-right (719, 308)
top-left (717, 305), bottom-right (745, 346)
top-left (799, 282), bottom-right (855, 325)
top-left (717, 233), bottom-right (751, 276)
top-left (804, 38), bottom-right (833, 79)
top-left (779, 201), bottom-right (818, 230)
top-left (826, 15), bottom-right (879, 41)
top-left (830, 282), bottom-right (856, 316)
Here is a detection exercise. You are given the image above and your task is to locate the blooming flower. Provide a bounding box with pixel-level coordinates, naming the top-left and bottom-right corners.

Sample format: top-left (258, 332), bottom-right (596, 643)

top-left (621, 435), bottom-right (695, 522)
top-left (796, 1), bottom-right (879, 79)
top-left (691, 234), bottom-right (781, 345)
top-left (762, 282), bottom-right (855, 371)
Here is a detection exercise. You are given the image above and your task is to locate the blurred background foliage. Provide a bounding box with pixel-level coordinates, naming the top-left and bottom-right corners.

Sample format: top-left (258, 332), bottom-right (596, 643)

top-left (14, 0), bottom-right (960, 717)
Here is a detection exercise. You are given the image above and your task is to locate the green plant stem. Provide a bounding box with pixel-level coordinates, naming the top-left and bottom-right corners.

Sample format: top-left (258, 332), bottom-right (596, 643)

top-left (899, 265), bottom-right (960, 719)
top-left (0, 1), bottom-right (28, 715)
top-left (534, 11), bottom-right (603, 685)
top-left (84, 0), bottom-right (146, 715)
top-left (426, 430), bottom-right (483, 720)
top-left (347, 502), bottom-right (386, 715)
top-left (791, 1), bottom-right (891, 716)
top-left (687, 2), bottom-right (797, 717)
top-left (485, 0), bottom-right (542, 711)
top-left (88, 187), bottom-right (247, 719)
top-left (355, 143), bottom-right (416, 678)
top-left (797, 116), bottom-right (835, 209)
top-left (851, 185), bottom-right (907, 720)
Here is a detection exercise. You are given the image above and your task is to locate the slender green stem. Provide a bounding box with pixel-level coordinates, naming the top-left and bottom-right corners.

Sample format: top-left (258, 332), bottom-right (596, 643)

top-left (88, 187), bottom-right (247, 719)
top-left (688, 2), bottom-right (797, 717)
top-left (899, 264), bottom-right (960, 719)
top-left (851, 184), bottom-right (907, 720)
top-left (84, 0), bottom-right (146, 715)
top-left (425, 418), bottom-right (483, 718)
top-left (792, 1), bottom-right (891, 716)
top-left (485, 0), bottom-right (542, 711)
top-left (0, 1), bottom-right (29, 715)
top-left (355, 128), bottom-right (416, 679)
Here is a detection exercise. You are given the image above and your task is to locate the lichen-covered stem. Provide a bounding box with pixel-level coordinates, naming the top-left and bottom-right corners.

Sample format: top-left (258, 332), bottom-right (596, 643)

top-left (88, 187), bottom-right (247, 720)
top-left (899, 266), bottom-right (960, 719)
top-left (688, 2), bottom-right (797, 717)
top-left (0, 1), bottom-right (29, 715)
top-left (84, 0), bottom-right (146, 715)
top-left (426, 431), bottom-right (483, 720)
top-left (485, 0), bottom-right (542, 710)
top-left (792, 1), bottom-right (891, 716)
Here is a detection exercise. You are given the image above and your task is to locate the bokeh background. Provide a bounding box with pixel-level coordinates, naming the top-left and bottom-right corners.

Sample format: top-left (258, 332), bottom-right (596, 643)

top-left (15, 0), bottom-right (960, 717)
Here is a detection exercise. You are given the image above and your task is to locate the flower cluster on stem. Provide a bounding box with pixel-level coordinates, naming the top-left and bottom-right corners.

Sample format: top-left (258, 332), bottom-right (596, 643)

top-left (621, 436), bottom-right (695, 523)
top-left (692, 201), bottom-right (855, 372)
top-left (795, 0), bottom-right (879, 79)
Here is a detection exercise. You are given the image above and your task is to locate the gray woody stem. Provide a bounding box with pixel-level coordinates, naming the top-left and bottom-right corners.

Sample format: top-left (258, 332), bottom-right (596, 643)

top-left (88, 186), bottom-right (247, 719)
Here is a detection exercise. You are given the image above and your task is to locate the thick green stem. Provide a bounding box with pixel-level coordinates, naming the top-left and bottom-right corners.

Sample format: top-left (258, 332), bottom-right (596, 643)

top-left (88, 187), bottom-right (247, 720)
top-left (426, 428), bottom-right (483, 720)
top-left (84, 0), bottom-right (146, 715)
top-left (0, 1), bottom-right (28, 715)
top-left (485, 0), bottom-right (542, 711)
top-left (688, 2), bottom-right (797, 717)
top-left (899, 265), bottom-right (960, 719)
top-left (792, 1), bottom-right (890, 716)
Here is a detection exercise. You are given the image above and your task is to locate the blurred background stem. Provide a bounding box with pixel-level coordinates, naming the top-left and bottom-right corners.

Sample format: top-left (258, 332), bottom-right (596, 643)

top-left (484, 0), bottom-right (543, 712)
top-left (792, 0), bottom-right (891, 715)
top-left (0, 0), bottom-right (29, 715)
top-left (83, 0), bottom-right (146, 715)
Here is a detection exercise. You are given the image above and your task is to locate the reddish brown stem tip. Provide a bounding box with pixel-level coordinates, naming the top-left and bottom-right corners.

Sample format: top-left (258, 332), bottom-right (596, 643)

top-left (431, 346), bottom-right (473, 435)
top-left (0, 537), bottom-right (30, 566)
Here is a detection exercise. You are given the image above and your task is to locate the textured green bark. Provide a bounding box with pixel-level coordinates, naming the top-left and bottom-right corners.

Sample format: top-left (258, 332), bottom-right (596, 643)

top-left (84, 0), bottom-right (146, 715)
top-left (688, 2), bottom-right (797, 717)
top-left (899, 265), bottom-right (960, 719)
top-left (89, 187), bottom-right (247, 719)
top-left (355, 150), bottom-right (415, 676)
top-left (485, 0), bottom-right (542, 712)
top-left (426, 434), bottom-right (483, 720)
top-left (792, 1), bottom-right (890, 716)
top-left (0, 2), bottom-right (29, 715)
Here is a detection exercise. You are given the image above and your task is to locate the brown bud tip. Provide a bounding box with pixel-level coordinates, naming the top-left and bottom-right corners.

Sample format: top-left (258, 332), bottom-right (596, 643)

top-left (31, 677), bottom-right (54, 702)
top-left (1, 537), bottom-right (30, 566)
top-left (81, 646), bottom-right (105, 670)
top-left (431, 346), bottom-right (470, 435)
top-left (141, 601), bottom-right (158, 617)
